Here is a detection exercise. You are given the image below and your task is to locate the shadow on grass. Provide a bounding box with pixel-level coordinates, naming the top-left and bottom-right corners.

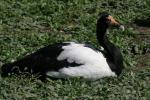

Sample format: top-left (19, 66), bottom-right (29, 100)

top-left (134, 17), bottom-right (150, 27)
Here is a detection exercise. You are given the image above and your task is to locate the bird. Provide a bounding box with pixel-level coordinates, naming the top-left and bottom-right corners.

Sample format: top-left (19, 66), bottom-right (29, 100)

top-left (1, 12), bottom-right (125, 81)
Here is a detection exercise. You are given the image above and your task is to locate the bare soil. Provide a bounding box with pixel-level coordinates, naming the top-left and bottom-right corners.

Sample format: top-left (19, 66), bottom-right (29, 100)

top-left (131, 20), bottom-right (150, 68)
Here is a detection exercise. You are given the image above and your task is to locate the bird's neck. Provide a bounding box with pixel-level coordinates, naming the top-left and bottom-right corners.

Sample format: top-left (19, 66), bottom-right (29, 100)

top-left (96, 24), bottom-right (123, 75)
top-left (96, 26), bottom-right (114, 59)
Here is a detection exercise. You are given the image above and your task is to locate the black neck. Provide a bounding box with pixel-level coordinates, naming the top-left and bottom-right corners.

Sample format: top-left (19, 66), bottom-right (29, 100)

top-left (96, 23), bottom-right (124, 75)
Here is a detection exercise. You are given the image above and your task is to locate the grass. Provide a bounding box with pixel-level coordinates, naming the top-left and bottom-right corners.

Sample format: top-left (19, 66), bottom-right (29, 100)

top-left (0, 0), bottom-right (150, 99)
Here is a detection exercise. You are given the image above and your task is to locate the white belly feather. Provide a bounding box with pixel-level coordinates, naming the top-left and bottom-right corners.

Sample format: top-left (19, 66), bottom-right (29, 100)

top-left (46, 42), bottom-right (116, 80)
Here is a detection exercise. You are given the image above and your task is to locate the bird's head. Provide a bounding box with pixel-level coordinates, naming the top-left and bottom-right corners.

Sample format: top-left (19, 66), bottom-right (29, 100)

top-left (97, 12), bottom-right (124, 31)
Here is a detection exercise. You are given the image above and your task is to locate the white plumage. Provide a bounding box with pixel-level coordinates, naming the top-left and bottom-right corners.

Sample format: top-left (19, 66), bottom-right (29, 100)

top-left (46, 42), bottom-right (116, 80)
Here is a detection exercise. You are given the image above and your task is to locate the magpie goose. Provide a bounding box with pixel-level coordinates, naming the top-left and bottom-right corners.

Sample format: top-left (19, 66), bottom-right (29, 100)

top-left (1, 12), bottom-right (125, 81)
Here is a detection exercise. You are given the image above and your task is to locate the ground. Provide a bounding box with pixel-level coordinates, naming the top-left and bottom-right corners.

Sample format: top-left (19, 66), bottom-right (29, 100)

top-left (0, 0), bottom-right (149, 99)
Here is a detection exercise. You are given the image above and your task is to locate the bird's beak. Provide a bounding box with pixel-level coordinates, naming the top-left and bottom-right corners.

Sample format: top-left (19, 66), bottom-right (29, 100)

top-left (107, 15), bottom-right (125, 31)
top-left (119, 25), bottom-right (125, 31)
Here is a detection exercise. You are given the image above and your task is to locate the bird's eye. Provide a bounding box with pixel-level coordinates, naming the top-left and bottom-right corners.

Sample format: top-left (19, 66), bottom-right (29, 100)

top-left (106, 19), bottom-right (111, 24)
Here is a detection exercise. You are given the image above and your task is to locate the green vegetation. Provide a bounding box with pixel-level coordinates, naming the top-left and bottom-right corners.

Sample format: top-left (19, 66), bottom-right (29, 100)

top-left (0, 0), bottom-right (149, 99)
top-left (145, 0), bottom-right (150, 8)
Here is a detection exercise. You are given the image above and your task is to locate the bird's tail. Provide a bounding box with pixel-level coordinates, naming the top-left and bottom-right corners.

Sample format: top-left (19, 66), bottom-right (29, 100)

top-left (1, 62), bottom-right (20, 77)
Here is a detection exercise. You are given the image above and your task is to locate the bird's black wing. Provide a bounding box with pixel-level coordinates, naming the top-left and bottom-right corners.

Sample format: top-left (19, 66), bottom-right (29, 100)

top-left (1, 42), bottom-right (82, 80)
